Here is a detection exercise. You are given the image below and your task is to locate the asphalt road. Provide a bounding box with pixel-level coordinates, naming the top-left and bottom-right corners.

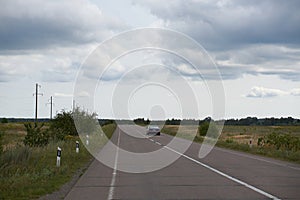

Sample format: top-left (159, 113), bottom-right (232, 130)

top-left (65, 125), bottom-right (300, 200)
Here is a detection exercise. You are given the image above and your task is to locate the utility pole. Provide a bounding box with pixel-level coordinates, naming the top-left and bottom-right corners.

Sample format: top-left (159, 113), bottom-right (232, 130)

top-left (33, 83), bottom-right (43, 122)
top-left (73, 99), bottom-right (75, 112)
top-left (46, 96), bottom-right (54, 120)
top-left (50, 96), bottom-right (53, 119)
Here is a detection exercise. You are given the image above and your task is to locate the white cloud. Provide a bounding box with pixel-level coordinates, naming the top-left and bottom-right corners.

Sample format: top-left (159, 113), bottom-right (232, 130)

top-left (246, 86), bottom-right (287, 98)
top-left (290, 88), bottom-right (300, 96)
top-left (54, 93), bottom-right (73, 98)
top-left (76, 91), bottom-right (90, 97)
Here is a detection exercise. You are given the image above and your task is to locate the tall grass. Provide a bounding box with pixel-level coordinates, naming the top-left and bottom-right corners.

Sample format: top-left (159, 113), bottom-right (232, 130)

top-left (162, 125), bottom-right (300, 164)
top-left (0, 137), bottom-right (92, 199)
top-left (0, 123), bottom-right (117, 199)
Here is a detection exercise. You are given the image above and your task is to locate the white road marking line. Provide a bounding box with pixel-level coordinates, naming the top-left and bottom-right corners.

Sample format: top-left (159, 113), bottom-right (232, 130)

top-left (149, 139), bottom-right (154, 142)
top-left (155, 141), bottom-right (162, 145)
top-left (163, 145), bottom-right (281, 200)
top-left (107, 128), bottom-right (121, 200)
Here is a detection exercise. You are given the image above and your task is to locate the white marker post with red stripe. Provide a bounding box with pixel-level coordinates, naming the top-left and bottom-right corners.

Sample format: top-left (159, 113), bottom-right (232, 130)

top-left (57, 147), bottom-right (61, 167)
top-left (76, 141), bottom-right (79, 153)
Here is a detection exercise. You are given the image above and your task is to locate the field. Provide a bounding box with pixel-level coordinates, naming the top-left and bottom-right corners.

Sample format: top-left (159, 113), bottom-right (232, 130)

top-left (0, 122), bottom-right (116, 200)
top-left (162, 125), bottom-right (300, 163)
top-left (1, 122), bottom-right (299, 199)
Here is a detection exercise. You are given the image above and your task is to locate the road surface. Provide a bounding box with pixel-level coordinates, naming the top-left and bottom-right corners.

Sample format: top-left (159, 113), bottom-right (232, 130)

top-left (65, 125), bottom-right (300, 200)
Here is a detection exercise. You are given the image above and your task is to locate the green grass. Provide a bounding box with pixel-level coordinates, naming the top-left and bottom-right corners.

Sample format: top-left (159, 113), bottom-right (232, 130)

top-left (162, 125), bottom-right (300, 164)
top-left (222, 125), bottom-right (300, 136)
top-left (217, 139), bottom-right (300, 163)
top-left (102, 123), bottom-right (117, 139)
top-left (161, 125), bottom-right (203, 143)
top-left (0, 122), bottom-right (117, 200)
top-left (0, 138), bottom-right (92, 199)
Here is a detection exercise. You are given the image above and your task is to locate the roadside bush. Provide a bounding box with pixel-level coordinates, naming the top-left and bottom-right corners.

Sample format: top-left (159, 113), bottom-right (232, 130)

top-left (257, 137), bottom-right (264, 146)
top-left (263, 132), bottom-right (300, 152)
top-left (72, 107), bottom-right (98, 134)
top-left (50, 110), bottom-right (77, 140)
top-left (198, 121), bottom-right (220, 138)
top-left (50, 108), bottom-right (98, 140)
top-left (23, 123), bottom-right (49, 147)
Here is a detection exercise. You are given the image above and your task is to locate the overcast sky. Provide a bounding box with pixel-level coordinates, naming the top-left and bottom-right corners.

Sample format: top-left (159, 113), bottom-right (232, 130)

top-left (0, 0), bottom-right (299, 119)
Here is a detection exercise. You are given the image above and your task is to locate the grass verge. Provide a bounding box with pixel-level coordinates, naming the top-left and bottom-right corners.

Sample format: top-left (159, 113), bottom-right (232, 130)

top-left (216, 139), bottom-right (300, 164)
top-left (0, 123), bottom-right (116, 200)
top-left (162, 125), bottom-right (300, 164)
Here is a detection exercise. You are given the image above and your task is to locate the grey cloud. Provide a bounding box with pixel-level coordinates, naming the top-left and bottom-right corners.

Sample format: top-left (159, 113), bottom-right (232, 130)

top-left (134, 0), bottom-right (300, 50)
top-left (214, 44), bottom-right (300, 81)
top-left (0, 72), bottom-right (13, 82)
top-left (0, 0), bottom-right (127, 50)
top-left (132, 0), bottom-right (300, 82)
top-left (261, 71), bottom-right (300, 82)
top-left (41, 70), bottom-right (75, 82)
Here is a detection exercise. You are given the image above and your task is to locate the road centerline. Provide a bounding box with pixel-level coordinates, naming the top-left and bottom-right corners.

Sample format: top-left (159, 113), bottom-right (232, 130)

top-left (107, 128), bottom-right (121, 200)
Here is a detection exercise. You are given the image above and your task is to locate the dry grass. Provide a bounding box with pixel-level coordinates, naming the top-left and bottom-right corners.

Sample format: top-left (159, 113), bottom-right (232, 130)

top-left (162, 124), bottom-right (300, 163)
top-left (220, 125), bottom-right (300, 147)
top-left (0, 122), bottom-right (116, 199)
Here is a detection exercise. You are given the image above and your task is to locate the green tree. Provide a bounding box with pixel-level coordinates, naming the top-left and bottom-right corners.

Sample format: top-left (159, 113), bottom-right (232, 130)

top-left (1, 118), bottom-right (8, 123)
top-left (50, 108), bottom-right (98, 140)
top-left (23, 123), bottom-right (49, 147)
top-left (72, 107), bottom-right (98, 135)
top-left (50, 110), bottom-right (77, 140)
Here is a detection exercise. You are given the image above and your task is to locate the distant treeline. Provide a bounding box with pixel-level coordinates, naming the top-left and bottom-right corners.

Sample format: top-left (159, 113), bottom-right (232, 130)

top-left (1, 117), bottom-right (300, 126)
top-left (130, 117), bottom-right (300, 126)
top-left (224, 117), bottom-right (300, 126)
top-left (0, 117), bottom-right (115, 126)
top-left (164, 117), bottom-right (300, 126)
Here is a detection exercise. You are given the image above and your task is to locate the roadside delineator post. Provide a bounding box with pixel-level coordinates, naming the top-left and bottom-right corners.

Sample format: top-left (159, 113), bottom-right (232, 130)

top-left (86, 135), bottom-right (89, 146)
top-left (249, 139), bottom-right (253, 148)
top-left (76, 141), bottom-right (79, 153)
top-left (57, 147), bottom-right (61, 167)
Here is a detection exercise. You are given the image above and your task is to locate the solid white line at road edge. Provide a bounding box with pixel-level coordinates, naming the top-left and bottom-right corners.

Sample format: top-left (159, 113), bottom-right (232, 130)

top-left (107, 128), bottom-right (120, 200)
top-left (163, 145), bottom-right (281, 200)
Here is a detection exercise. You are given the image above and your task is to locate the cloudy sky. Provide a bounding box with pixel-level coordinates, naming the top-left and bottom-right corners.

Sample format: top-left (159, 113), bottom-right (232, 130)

top-left (0, 0), bottom-right (299, 119)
